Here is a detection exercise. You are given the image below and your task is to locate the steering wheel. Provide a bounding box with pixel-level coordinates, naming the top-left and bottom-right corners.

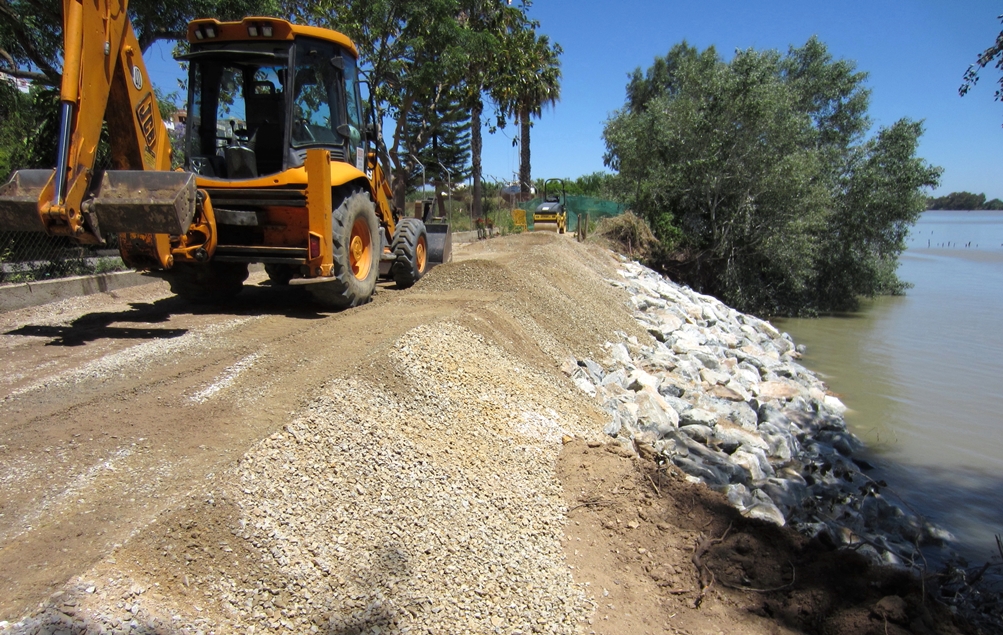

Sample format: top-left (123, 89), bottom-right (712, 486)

top-left (295, 119), bottom-right (316, 142)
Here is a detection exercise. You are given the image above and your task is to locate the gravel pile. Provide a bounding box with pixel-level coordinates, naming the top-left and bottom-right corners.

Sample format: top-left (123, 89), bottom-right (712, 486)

top-left (224, 324), bottom-right (596, 634)
top-left (4, 320), bottom-right (608, 634)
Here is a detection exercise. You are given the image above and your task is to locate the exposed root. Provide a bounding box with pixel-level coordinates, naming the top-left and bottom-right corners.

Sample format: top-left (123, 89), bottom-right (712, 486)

top-left (645, 474), bottom-right (660, 497)
top-left (716, 561), bottom-right (797, 593)
top-left (568, 496), bottom-right (614, 514)
top-left (692, 522), bottom-right (731, 608)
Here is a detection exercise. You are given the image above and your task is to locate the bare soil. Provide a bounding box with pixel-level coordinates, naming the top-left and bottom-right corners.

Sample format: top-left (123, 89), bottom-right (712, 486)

top-left (0, 232), bottom-right (981, 634)
top-left (558, 439), bottom-right (972, 635)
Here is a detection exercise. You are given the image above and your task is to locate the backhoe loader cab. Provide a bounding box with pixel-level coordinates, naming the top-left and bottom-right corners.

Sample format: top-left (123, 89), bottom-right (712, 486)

top-left (182, 20), bottom-right (367, 179)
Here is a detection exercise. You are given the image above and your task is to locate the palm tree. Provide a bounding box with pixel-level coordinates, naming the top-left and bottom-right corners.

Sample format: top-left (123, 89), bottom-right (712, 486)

top-left (456, 0), bottom-right (530, 218)
top-left (503, 32), bottom-right (561, 195)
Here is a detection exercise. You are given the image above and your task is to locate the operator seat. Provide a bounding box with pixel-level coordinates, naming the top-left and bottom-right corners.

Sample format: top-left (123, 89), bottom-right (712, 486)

top-left (246, 80), bottom-right (285, 175)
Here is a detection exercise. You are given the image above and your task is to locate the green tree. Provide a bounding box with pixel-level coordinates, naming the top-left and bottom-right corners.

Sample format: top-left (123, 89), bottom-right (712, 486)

top-left (0, 80), bottom-right (30, 178)
top-left (294, 0), bottom-right (467, 208)
top-left (960, 13), bottom-right (1003, 114)
top-left (493, 29), bottom-right (561, 194)
top-left (0, 0), bottom-right (62, 84)
top-left (927, 191), bottom-right (989, 210)
top-left (0, 0), bottom-right (277, 85)
top-left (529, 172), bottom-right (617, 198)
top-left (814, 120), bottom-right (940, 309)
top-left (0, 0), bottom-right (276, 180)
top-left (0, 82), bottom-right (64, 177)
top-left (456, 0), bottom-right (535, 219)
top-left (569, 171), bottom-right (616, 197)
top-left (403, 82), bottom-right (471, 215)
top-left (604, 40), bottom-right (940, 316)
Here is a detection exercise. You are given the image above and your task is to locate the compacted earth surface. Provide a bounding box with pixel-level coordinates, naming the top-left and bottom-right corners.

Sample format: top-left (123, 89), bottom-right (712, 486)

top-left (0, 232), bottom-right (981, 634)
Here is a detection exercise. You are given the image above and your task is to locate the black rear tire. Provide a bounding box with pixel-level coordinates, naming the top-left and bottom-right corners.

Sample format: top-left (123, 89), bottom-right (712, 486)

top-left (265, 263), bottom-right (296, 286)
top-left (166, 262), bottom-right (248, 304)
top-left (308, 189), bottom-right (380, 308)
top-left (390, 217), bottom-right (428, 289)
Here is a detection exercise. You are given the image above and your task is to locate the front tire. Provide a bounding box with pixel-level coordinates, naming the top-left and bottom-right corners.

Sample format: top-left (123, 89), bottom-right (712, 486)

top-left (265, 263), bottom-right (296, 286)
top-left (165, 262), bottom-right (248, 304)
top-left (308, 189), bottom-right (380, 308)
top-left (390, 218), bottom-right (428, 289)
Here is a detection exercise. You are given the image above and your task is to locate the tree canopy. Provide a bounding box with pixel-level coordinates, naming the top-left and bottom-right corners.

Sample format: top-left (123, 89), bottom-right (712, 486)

top-left (927, 191), bottom-right (1003, 210)
top-left (0, 0), bottom-right (278, 85)
top-left (604, 38), bottom-right (941, 317)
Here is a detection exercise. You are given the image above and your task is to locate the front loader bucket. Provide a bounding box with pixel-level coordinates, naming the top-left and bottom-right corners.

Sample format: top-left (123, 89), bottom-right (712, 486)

top-left (88, 171), bottom-right (197, 235)
top-left (425, 221), bottom-right (452, 266)
top-left (0, 169), bottom-right (197, 237)
top-left (0, 170), bottom-right (52, 231)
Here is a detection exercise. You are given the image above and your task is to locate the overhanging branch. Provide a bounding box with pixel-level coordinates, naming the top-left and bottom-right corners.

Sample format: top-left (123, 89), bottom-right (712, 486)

top-left (0, 0), bottom-right (62, 83)
top-left (0, 66), bottom-right (56, 85)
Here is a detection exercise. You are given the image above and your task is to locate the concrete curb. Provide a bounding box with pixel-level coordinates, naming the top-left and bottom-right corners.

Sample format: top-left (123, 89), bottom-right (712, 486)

top-left (0, 270), bottom-right (155, 313)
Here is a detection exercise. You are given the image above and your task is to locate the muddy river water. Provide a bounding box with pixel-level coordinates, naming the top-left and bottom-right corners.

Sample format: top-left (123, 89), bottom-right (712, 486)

top-left (776, 210), bottom-right (1003, 565)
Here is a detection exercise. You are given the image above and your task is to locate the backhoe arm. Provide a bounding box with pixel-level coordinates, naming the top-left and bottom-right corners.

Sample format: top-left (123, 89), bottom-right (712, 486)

top-left (0, 0), bottom-right (196, 251)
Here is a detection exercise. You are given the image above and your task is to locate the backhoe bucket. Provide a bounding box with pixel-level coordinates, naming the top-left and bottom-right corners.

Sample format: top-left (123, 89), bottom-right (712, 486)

top-left (425, 221), bottom-right (452, 265)
top-left (0, 170), bottom-right (51, 231)
top-left (0, 169), bottom-right (197, 237)
top-left (87, 171), bottom-right (198, 235)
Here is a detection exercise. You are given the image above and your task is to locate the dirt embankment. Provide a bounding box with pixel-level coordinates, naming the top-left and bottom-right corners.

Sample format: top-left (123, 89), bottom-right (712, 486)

top-left (0, 232), bottom-right (980, 634)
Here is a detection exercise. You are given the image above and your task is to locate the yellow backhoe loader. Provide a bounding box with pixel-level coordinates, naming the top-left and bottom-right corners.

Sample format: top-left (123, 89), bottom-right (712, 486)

top-left (0, 0), bottom-right (449, 306)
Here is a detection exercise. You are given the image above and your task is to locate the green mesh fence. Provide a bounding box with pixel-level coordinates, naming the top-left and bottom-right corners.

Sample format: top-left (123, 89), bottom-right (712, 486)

top-left (521, 195), bottom-right (627, 230)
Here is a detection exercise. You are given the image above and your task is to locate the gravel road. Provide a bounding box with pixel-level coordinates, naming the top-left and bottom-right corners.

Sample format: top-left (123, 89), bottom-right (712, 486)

top-left (0, 233), bottom-right (647, 634)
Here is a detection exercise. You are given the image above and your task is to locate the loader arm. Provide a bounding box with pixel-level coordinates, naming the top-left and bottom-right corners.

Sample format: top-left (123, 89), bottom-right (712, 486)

top-left (0, 0), bottom-right (195, 252)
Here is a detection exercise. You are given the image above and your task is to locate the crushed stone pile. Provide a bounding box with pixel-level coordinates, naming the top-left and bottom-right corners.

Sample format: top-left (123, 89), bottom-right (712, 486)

top-left (4, 321), bottom-right (611, 635)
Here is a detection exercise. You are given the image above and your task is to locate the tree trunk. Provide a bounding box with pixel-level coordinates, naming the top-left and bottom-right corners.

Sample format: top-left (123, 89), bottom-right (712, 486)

top-left (390, 93), bottom-right (416, 211)
top-left (519, 106), bottom-right (531, 195)
top-left (433, 178), bottom-right (446, 218)
top-left (471, 97), bottom-right (483, 219)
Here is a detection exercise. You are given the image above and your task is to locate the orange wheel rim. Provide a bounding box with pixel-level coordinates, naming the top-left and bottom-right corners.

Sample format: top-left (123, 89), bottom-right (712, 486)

top-left (416, 235), bottom-right (427, 273)
top-left (349, 217), bottom-right (372, 279)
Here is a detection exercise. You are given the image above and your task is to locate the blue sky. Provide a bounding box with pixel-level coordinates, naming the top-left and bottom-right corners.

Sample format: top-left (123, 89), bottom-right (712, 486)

top-left (144, 1), bottom-right (1003, 199)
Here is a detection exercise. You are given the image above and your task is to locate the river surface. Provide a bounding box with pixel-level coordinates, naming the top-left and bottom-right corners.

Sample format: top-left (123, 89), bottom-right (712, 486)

top-left (776, 210), bottom-right (1003, 565)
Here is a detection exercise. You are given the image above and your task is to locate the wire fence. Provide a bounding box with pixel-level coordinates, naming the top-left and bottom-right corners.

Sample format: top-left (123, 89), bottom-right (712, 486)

top-left (521, 195), bottom-right (627, 231)
top-left (0, 230), bottom-right (125, 285)
top-left (0, 194), bottom-right (628, 284)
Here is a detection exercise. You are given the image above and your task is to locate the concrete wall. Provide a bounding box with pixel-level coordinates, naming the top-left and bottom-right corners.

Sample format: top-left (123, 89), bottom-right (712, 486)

top-left (0, 271), bottom-right (154, 313)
